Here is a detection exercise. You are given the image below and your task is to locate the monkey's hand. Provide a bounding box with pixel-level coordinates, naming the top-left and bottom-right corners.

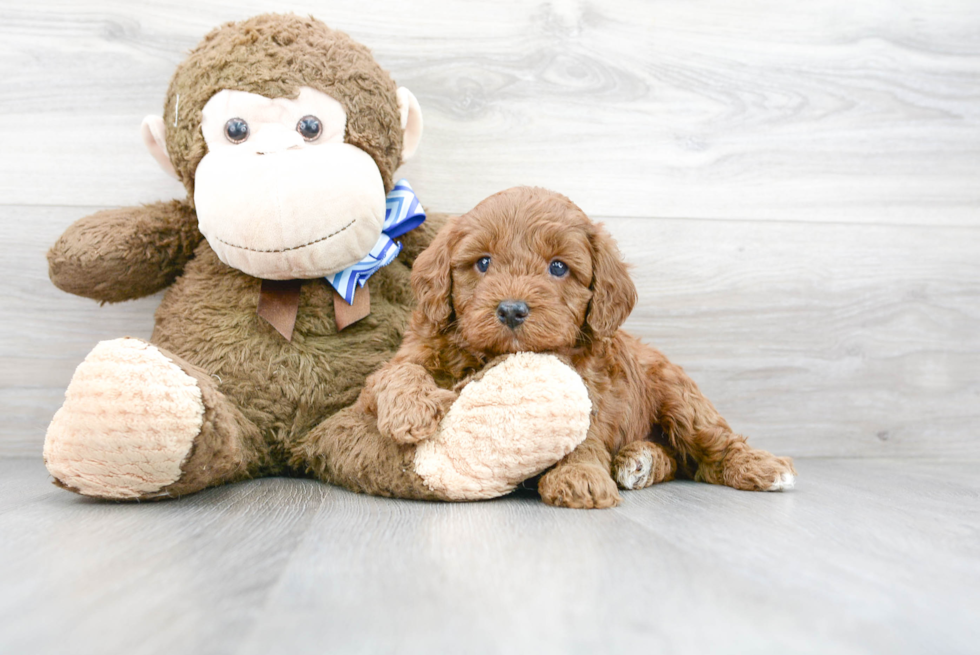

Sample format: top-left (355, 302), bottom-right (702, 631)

top-left (47, 200), bottom-right (203, 303)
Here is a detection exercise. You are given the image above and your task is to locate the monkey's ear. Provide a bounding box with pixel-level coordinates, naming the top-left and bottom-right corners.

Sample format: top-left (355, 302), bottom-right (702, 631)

top-left (396, 87), bottom-right (423, 161)
top-left (140, 115), bottom-right (179, 180)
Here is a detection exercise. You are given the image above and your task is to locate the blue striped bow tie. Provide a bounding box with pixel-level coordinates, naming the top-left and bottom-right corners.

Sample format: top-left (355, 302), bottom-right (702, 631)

top-left (326, 179), bottom-right (426, 305)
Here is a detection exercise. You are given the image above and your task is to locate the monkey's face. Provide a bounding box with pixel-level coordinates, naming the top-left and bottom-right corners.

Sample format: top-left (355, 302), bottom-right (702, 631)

top-left (140, 15), bottom-right (424, 280)
top-left (190, 87), bottom-right (388, 279)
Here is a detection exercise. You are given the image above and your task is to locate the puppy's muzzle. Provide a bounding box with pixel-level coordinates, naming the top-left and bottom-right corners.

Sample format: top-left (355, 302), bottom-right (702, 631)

top-left (496, 300), bottom-right (529, 329)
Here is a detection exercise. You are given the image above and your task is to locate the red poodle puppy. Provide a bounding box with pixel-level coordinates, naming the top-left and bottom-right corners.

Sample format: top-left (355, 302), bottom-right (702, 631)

top-left (359, 186), bottom-right (796, 508)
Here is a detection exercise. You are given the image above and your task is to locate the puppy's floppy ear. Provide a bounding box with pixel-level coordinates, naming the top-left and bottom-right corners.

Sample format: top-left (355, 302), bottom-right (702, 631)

top-left (411, 218), bottom-right (459, 332)
top-left (586, 223), bottom-right (637, 339)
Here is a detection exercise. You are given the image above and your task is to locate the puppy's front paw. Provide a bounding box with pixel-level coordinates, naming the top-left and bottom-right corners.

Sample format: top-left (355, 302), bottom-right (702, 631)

top-left (720, 443), bottom-right (797, 492)
top-left (377, 388), bottom-right (457, 445)
top-left (539, 464), bottom-right (622, 509)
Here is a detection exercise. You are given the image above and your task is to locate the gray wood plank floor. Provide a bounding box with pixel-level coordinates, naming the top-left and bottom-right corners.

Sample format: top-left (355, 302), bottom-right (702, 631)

top-left (1, 457), bottom-right (977, 655)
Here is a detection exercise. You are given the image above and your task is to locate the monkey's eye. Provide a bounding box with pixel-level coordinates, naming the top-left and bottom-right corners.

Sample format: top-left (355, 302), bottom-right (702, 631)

top-left (297, 115), bottom-right (322, 141)
top-left (475, 256), bottom-right (491, 273)
top-left (224, 118), bottom-right (249, 144)
top-left (549, 260), bottom-right (569, 277)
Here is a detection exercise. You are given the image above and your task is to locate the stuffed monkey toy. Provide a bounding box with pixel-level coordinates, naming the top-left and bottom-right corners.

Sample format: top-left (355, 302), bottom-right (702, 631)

top-left (44, 14), bottom-right (589, 501)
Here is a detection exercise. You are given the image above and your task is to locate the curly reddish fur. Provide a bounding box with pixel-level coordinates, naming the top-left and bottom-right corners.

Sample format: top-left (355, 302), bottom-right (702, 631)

top-left (362, 186), bottom-right (795, 508)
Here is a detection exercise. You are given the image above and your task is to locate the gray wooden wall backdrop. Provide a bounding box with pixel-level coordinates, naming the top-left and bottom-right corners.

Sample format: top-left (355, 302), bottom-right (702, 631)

top-left (1, 0), bottom-right (977, 459)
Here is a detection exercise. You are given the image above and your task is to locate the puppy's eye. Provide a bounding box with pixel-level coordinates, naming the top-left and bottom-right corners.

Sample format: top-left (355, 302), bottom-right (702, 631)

top-left (476, 256), bottom-right (491, 273)
top-left (549, 260), bottom-right (569, 277)
top-left (224, 118), bottom-right (249, 144)
top-left (297, 115), bottom-right (322, 141)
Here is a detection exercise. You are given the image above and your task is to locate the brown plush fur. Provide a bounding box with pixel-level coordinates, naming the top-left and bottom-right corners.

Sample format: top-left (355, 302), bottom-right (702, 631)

top-left (359, 187), bottom-right (797, 508)
top-left (46, 14), bottom-right (445, 500)
top-left (166, 13), bottom-right (405, 198)
top-left (47, 200), bottom-right (202, 303)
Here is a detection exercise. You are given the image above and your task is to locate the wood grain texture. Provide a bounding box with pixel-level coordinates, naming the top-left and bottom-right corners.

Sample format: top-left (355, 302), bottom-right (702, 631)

top-left (0, 0), bottom-right (978, 223)
top-left (0, 462), bottom-right (330, 655)
top-left (1, 457), bottom-right (977, 655)
top-left (3, 206), bottom-right (978, 458)
top-left (620, 217), bottom-right (980, 458)
top-left (1, 1), bottom-right (979, 459)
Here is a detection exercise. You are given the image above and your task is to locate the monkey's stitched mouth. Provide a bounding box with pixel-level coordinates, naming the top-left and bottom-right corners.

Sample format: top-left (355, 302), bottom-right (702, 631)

top-left (212, 219), bottom-right (357, 253)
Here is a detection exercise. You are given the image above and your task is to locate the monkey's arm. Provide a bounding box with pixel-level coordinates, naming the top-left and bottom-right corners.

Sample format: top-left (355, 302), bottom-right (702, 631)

top-left (47, 200), bottom-right (203, 303)
top-left (397, 211), bottom-right (451, 266)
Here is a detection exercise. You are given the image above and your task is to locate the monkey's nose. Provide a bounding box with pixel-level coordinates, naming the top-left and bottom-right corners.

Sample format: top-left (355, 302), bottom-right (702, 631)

top-left (496, 300), bottom-right (529, 329)
top-left (251, 125), bottom-right (306, 155)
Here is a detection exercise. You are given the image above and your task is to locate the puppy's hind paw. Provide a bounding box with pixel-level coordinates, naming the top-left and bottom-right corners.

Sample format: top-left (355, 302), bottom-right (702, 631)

top-left (767, 470), bottom-right (796, 491)
top-left (719, 443), bottom-right (797, 492)
top-left (613, 441), bottom-right (676, 490)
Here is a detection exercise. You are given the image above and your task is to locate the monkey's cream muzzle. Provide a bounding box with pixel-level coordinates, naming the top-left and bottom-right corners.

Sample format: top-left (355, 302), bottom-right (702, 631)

top-left (194, 143), bottom-right (386, 279)
top-left (189, 87), bottom-right (387, 280)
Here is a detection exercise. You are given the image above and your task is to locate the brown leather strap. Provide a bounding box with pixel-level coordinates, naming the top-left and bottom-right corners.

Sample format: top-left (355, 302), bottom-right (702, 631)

top-left (333, 285), bottom-right (371, 331)
top-left (257, 279), bottom-right (303, 341)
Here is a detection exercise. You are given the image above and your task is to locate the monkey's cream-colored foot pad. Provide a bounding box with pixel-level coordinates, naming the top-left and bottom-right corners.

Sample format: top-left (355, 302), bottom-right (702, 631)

top-left (414, 352), bottom-right (591, 501)
top-left (44, 338), bottom-right (205, 500)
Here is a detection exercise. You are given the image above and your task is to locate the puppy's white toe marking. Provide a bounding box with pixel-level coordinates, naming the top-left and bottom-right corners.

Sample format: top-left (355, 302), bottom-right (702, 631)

top-left (767, 471), bottom-right (796, 491)
top-left (616, 450), bottom-right (653, 490)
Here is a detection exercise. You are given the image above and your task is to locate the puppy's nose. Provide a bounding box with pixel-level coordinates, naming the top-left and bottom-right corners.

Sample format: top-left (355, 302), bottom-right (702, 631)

top-left (496, 300), bottom-right (529, 329)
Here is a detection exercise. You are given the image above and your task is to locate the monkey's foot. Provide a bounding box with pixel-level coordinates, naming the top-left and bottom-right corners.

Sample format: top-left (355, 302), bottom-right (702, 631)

top-left (44, 338), bottom-right (205, 499)
top-left (413, 352), bottom-right (591, 500)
